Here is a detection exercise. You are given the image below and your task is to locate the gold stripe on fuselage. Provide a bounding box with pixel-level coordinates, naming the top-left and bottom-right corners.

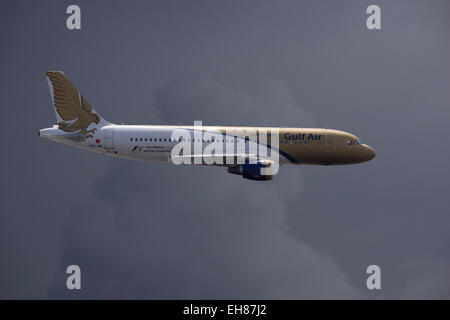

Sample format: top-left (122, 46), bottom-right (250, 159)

top-left (176, 126), bottom-right (374, 165)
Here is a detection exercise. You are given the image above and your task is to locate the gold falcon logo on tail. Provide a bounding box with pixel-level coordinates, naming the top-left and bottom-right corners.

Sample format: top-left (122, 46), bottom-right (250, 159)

top-left (46, 71), bottom-right (100, 138)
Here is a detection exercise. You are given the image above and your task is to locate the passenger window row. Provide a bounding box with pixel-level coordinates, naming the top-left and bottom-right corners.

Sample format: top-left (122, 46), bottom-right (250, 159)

top-left (130, 138), bottom-right (308, 145)
top-left (130, 137), bottom-right (252, 143)
top-left (130, 137), bottom-right (179, 142)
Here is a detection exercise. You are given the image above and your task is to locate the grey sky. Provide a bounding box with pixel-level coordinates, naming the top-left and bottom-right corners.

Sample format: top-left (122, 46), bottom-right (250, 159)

top-left (0, 0), bottom-right (449, 299)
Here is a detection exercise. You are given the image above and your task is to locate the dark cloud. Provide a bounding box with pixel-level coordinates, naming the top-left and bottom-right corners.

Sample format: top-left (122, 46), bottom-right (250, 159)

top-left (154, 76), bottom-right (315, 127)
top-left (48, 76), bottom-right (359, 299)
top-left (50, 165), bottom-right (360, 299)
top-left (0, 0), bottom-right (449, 299)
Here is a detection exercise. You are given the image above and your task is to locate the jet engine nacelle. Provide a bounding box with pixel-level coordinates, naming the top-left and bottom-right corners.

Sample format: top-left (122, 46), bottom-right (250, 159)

top-left (227, 161), bottom-right (274, 181)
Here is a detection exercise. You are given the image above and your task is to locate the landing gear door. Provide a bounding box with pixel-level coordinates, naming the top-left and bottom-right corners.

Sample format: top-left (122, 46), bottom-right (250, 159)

top-left (103, 128), bottom-right (115, 149)
top-left (325, 134), bottom-right (336, 153)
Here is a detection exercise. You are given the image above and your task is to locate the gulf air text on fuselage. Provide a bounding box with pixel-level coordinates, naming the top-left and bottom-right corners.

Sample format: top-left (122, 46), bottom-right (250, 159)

top-left (283, 132), bottom-right (321, 142)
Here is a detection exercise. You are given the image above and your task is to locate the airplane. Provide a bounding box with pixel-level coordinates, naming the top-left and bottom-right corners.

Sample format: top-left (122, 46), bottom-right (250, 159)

top-left (38, 71), bottom-right (375, 181)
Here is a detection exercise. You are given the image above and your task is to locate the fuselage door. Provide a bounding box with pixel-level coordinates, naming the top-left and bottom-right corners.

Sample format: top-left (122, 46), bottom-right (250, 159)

top-left (103, 128), bottom-right (115, 149)
top-left (325, 134), bottom-right (336, 153)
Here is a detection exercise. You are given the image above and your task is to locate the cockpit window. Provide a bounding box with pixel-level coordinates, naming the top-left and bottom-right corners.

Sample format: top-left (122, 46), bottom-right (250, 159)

top-left (347, 139), bottom-right (362, 146)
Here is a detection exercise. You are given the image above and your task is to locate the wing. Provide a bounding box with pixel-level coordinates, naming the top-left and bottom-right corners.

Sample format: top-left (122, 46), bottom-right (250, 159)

top-left (45, 71), bottom-right (84, 121)
top-left (170, 153), bottom-right (259, 166)
top-left (171, 153), bottom-right (277, 180)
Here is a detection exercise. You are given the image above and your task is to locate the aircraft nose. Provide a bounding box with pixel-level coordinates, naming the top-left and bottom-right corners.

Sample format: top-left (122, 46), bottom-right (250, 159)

top-left (362, 144), bottom-right (376, 162)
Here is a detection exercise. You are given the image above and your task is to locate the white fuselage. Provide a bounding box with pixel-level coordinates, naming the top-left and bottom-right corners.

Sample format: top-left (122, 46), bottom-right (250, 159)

top-left (39, 124), bottom-right (293, 165)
